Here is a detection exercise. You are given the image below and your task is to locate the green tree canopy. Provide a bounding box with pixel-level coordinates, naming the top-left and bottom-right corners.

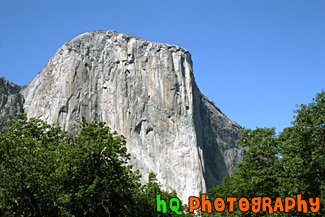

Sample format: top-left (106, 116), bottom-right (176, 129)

top-left (210, 90), bottom-right (325, 216)
top-left (0, 114), bottom-right (187, 216)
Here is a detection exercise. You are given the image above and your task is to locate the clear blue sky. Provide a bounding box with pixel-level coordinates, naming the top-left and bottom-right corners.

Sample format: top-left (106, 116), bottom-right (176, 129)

top-left (1, 0), bottom-right (324, 133)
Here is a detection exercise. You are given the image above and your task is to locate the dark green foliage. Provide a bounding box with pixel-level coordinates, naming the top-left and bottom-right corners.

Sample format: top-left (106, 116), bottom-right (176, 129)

top-left (0, 114), bottom-right (69, 216)
top-left (0, 114), bottom-right (185, 216)
top-left (132, 172), bottom-right (189, 216)
top-left (0, 76), bottom-right (22, 94)
top-left (280, 90), bottom-right (325, 214)
top-left (55, 117), bottom-right (142, 216)
top-left (210, 128), bottom-right (283, 216)
top-left (210, 90), bottom-right (325, 216)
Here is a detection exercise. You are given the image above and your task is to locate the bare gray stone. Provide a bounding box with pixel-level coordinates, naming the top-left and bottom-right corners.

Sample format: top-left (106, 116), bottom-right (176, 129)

top-left (21, 30), bottom-right (244, 201)
top-left (0, 77), bottom-right (24, 132)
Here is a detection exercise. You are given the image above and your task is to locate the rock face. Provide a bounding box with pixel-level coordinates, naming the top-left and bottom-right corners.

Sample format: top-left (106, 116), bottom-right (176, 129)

top-left (21, 30), bottom-right (243, 201)
top-left (0, 77), bottom-right (24, 132)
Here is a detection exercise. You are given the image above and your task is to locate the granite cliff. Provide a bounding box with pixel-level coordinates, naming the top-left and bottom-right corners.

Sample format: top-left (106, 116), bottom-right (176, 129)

top-left (0, 77), bottom-right (24, 132)
top-left (2, 30), bottom-right (243, 201)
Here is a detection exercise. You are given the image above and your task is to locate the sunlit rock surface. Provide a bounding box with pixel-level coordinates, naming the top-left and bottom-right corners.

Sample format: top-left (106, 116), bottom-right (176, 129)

top-left (21, 30), bottom-right (243, 201)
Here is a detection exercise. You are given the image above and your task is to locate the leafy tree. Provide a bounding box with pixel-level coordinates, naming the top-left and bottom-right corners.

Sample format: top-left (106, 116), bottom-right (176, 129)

top-left (210, 90), bottom-right (325, 216)
top-left (132, 172), bottom-right (189, 216)
top-left (280, 90), bottom-right (325, 214)
top-left (0, 114), bottom-right (69, 216)
top-left (56, 117), bottom-right (142, 216)
top-left (210, 127), bottom-right (283, 216)
top-left (0, 114), bottom-right (141, 216)
top-left (0, 114), bottom-right (189, 216)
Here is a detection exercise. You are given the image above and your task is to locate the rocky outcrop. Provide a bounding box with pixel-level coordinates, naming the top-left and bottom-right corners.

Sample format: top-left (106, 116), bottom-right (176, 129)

top-left (0, 77), bottom-right (24, 132)
top-left (21, 30), bottom-right (243, 201)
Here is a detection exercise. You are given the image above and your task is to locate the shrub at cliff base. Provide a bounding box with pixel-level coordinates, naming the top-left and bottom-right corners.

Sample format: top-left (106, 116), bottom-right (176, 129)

top-left (0, 114), bottom-right (186, 216)
top-left (210, 90), bottom-right (325, 216)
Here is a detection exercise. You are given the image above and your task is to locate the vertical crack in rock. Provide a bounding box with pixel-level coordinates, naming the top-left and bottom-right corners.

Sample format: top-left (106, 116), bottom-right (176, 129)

top-left (20, 30), bottom-right (244, 201)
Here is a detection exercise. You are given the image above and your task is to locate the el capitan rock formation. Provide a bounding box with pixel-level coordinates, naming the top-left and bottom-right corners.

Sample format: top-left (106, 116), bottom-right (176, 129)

top-left (2, 30), bottom-right (244, 201)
